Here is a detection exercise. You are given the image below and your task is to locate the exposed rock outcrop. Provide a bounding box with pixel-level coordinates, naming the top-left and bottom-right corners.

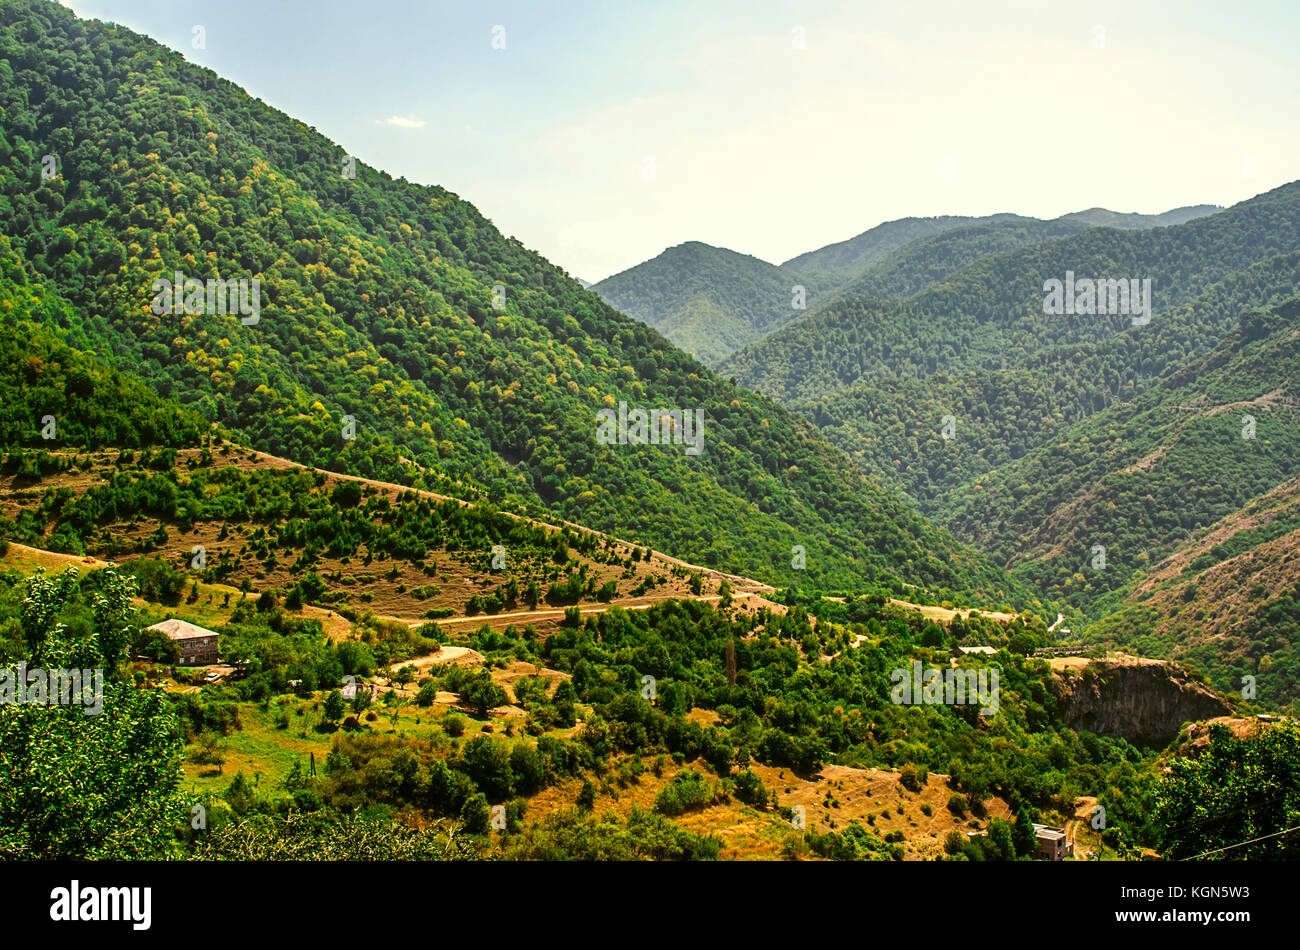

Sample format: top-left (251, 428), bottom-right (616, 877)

top-left (1053, 654), bottom-right (1231, 746)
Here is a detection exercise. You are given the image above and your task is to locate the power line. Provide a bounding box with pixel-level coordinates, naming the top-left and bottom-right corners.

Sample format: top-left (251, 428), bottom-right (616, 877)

top-left (1181, 823), bottom-right (1300, 860)
top-left (1174, 789), bottom-right (1287, 835)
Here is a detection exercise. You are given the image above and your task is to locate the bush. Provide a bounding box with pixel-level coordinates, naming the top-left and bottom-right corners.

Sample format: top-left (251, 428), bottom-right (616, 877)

top-left (806, 822), bottom-right (902, 861)
top-left (124, 556), bottom-right (186, 605)
top-left (899, 764), bottom-right (923, 793)
top-left (654, 769), bottom-right (716, 816)
top-left (732, 769), bottom-right (769, 808)
top-left (459, 793), bottom-right (491, 834)
top-left (442, 713), bottom-right (467, 737)
top-left (456, 669), bottom-right (508, 716)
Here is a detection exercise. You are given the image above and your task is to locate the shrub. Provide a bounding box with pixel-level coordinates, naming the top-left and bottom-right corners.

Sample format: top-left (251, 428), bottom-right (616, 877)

top-left (654, 769), bottom-right (716, 816)
top-left (443, 713), bottom-right (467, 737)
top-left (459, 793), bottom-right (491, 834)
top-left (899, 764), bottom-right (922, 793)
top-left (733, 769), bottom-right (769, 808)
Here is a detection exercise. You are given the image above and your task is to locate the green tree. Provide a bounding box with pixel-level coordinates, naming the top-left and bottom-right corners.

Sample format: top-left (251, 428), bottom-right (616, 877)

top-left (460, 792), bottom-right (491, 834)
top-left (1154, 724), bottom-right (1300, 860)
top-left (458, 670), bottom-right (507, 717)
top-left (989, 818), bottom-right (1016, 861)
top-left (350, 689), bottom-right (372, 719)
top-left (323, 689), bottom-right (346, 727)
top-left (0, 568), bottom-right (188, 858)
top-left (1011, 803), bottom-right (1037, 857)
top-left (224, 771), bottom-right (257, 816)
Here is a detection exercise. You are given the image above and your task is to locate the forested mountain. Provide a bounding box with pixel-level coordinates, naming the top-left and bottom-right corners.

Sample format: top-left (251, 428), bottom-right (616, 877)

top-left (1058, 204), bottom-right (1222, 229)
top-left (590, 241), bottom-right (823, 366)
top-left (0, 0), bottom-right (1016, 599)
top-left (719, 182), bottom-right (1300, 404)
top-left (779, 214), bottom-right (1021, 284)
top-left (827, 216), bottom-right (1091, 303)
top-left (594, 208), bottom-right (1222, 369)
top-left (708, 185), bottom-right (1299, 689)
top-left (2, 0), bottom-right (1294, 874)
top-left (592, 220), bottom-right (1088, 368)
top-left (1090, 473), bottom-right (1300, 710)
top-left (780, 206), bottom-right (1218, 288)
top-left (0, 243), bottom-right (210, 449)
top-left (938, 298), bottom-right (1300, 616)
top-left (795, 249), bottom-right (1300, 508)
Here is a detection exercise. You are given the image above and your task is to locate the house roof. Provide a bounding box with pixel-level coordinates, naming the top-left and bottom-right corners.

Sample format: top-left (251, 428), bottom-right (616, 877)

top-left (147, 618), bottom-right (219, 641)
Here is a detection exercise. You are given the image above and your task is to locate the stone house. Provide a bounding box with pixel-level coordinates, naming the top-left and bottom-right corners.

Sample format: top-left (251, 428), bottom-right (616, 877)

top-left (147, 618), bottom-right (220, 666)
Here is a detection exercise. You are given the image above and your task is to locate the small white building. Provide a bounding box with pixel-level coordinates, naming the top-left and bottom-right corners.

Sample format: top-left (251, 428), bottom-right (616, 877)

top-left (1032, 823), bottom-right (1074, 861)
top-left (341, 680), bottom-right (378, 701)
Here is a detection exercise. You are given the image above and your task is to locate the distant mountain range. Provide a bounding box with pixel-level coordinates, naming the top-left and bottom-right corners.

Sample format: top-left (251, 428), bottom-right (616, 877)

top-left (594, 182), bottom-right (1299, 702)
top-left (592, 205), bottom-right (1223, 367)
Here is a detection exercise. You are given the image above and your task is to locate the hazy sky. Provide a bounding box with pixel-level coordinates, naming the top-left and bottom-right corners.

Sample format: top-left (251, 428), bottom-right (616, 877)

top-left (64, 0), bottom-right (1299, 282)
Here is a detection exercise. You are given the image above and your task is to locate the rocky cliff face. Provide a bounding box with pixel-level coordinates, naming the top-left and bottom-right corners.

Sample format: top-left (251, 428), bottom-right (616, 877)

top-left (1054, 655), bottom-right (1231, 746)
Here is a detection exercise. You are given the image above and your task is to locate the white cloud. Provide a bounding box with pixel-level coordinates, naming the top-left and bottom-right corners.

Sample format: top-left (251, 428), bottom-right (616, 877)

top-left (380, 115), bottom-right (426, 129)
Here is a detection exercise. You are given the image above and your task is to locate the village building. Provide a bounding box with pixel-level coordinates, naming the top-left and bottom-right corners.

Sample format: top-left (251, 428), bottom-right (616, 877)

top-left (341, 679), bottom-right (378, 701)
top-left (147, 618), bottom-right (220, 666)
top-left (1032, 823), bottom-right (1074, 861)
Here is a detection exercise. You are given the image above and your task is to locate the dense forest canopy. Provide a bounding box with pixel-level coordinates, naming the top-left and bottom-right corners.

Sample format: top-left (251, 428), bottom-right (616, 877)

top-left (591, 241), bottom-right (827, 366)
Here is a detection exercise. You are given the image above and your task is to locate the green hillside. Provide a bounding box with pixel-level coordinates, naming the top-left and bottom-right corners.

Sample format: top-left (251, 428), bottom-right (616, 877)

top-left (593, 208), bottom-right (1222, 373)
top-left (590, 241), bottom-right (823, 366)
top-left (1058, 204), bottom-right (1222, 229)
top-left (788, 206), bottom-right (1220, 287)
top-left (0, 0), bottom-right (1016, 599)
top-left (0, 243), bottom-right (209, 449)
top-left (794, 250), bottom-right (1300, 509)
top-left (938, 299), bottom-right (1300, 614)
top-left (829, 217), bottom-right (1089, 303)
top-left (1089, 474), bottom-right (1300, 711)
top-left (720, 182), bottom-right (1300, 405)
top-left (0, 0), bottom-right (1288, 871)
top-left (779, 214), bottom-right (1022, 284)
